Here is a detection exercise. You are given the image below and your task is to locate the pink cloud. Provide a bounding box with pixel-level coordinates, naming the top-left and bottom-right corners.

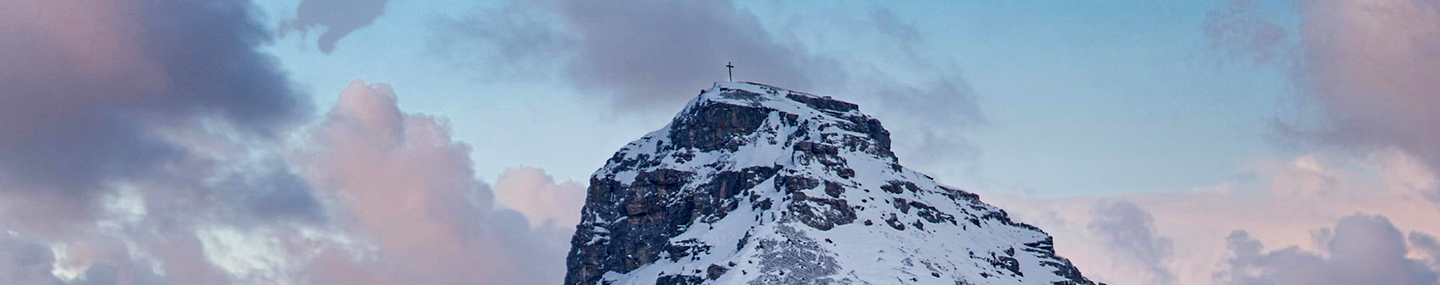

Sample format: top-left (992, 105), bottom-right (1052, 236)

top-left (988, 152), bottom-right (1440, 285)
top-left (298, 80), bottom-right (569, 284)
top-left (493, 167), bottom-right (586, 228)
top-left (0, 1), bottom-right (154, 80)
top-left (1285, 0), bottom-right (1440, 194)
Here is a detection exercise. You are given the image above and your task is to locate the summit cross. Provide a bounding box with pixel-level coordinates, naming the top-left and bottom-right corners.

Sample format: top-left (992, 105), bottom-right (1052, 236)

top-left (726, 62), bottom-right (734, 82)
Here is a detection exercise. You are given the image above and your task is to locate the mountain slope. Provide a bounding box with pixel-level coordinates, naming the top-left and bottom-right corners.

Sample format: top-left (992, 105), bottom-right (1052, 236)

top-left (565, 82), bottom-right (1098, 285)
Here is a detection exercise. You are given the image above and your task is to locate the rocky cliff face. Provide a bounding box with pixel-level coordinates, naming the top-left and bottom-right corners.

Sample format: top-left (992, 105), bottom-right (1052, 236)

top-left (564, 82), bottom-right (1099, 285)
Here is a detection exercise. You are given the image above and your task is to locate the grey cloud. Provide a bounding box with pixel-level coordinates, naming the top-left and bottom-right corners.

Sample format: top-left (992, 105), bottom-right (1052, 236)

top-left (0, 0), bottom-right (312, 221)
top-left (64, 260), bottom-right (168, 285)
top-left (1411, 232), bottom-right (1440, 267)
top-left (0, 0), bottom-right (333, 283)
top-left (1305, 0), bottom-right (1440, 203)
top-left (0, 231), bottom-right (176, 285)
top-left (1204, 0), bottom-right (1289, 63)
top-left (846, 8), bottom-right (986, 174)
top-left (0, 0), bottom-right (575, 284)
top-left (869, 9), bottom-right (921, 48)
top-left (1089, 200), bottom-right (1176, 285)
top-left (1207, 0), bottom-right (1440, 206)
top-left (860, 7), bottom-right (984, 126)
top-left (899, 128), bottom-right (981, 177)
top-left (0, 79), bottom-right (575, 285)
top-left (555, 0), bottom-right (820, 110)
top-left (428, 3), bottom-right (573, 80)
top-left (431, 2), bottom-right (987, 172)
top-left (430, 0), bottom-right (831, 110)
top-left (1218, 214), bottom-right (1439, 285)
top-left (869, 76), bottom-right (985, 130)
top-left (280, 0), bottom-right (390, 53)
top-left (1261, 0), bottom-right (1440, 204)
top-left (0, 234), bottom-right (61, 285)
top-left (0, 0), bottom-right (568, 280)
top-left (220, 162), bottom-right (325, 223)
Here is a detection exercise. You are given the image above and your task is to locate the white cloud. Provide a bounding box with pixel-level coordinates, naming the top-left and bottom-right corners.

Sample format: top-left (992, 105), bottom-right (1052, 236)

top-left (196, 226), bottom-right (297, 285)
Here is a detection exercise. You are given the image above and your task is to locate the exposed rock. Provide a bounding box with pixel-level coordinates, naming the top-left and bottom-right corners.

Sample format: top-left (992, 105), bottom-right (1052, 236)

top-left (564, 82), bottom-right (1099, 285)
top-left (706, 264), bottom-right (728, 280)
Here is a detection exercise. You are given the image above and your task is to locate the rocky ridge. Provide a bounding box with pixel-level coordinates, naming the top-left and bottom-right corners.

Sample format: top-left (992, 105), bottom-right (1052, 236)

top-left (564, 82), bottom-right (1099, 285)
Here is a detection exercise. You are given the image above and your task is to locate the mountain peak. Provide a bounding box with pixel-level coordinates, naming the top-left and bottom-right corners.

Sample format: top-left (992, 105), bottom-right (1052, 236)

top-left (698, 81), bottom-right (862, 118)
top-left (566, 83), bottom-right (1098, 285)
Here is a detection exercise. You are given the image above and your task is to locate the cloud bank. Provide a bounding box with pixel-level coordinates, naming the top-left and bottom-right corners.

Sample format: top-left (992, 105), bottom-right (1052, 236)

top-left (432, 0), bottom-right (826, 110)
top-left (1300, 0), bottom-right (1440, 164)
top-left (0, 77), bottom-right (581, 284)
top-left (1218, 215), bottom-right (1439, 285)
top-left (0, 0), bottom-right (578, 283)
top-left (989, 151), bottom-right (1440, 285)
top-left (0, 0), bottom-right (312, 225)
top-left (430, 1), bottom-right (988, 181)
top-left (1214, 0), bottom-right (1440, 205)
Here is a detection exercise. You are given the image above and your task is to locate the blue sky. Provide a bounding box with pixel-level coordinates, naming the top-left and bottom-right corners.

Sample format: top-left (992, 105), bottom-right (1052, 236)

top-left (253, 0), bottom-right (1299, 197)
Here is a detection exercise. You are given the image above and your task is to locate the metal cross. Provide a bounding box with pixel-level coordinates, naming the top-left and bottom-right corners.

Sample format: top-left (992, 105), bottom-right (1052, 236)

top-left (726, 62), bottom-right (735, 82)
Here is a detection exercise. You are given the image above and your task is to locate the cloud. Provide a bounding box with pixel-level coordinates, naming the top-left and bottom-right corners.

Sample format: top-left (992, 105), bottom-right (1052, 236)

top-left (1267, 154), bottom-right (1341, 199)
top-left (429, 1), bottom-right (981, 120)
top-left (427, 2), bottom-right (573, 80)
top-left (0, 233), bottom-right (63, 285)
top-left (296, 80), bottom-right (571, 285)
top-left (493, 167), bottom-right (587, 228)
top-left (0, 0), bottom-right (312, 224)
top-left (847, 10), bottom-right (987, 179)
top-left (1204, 0), bottom-right (1440, 206)
top-left (1411, 232), bottom-right (1440, 267)
top-left (0, 4), bottom-right (327, 282)
top-left (433, 0), bottom-right (825, 110)
top-left (1290, 0), bottom-right (1440, 153)
top-left (0, 0), bottom-right (575, 283)
top-left (1238, 0), bottom-right (1440, 204)
top-left (0, 80), bottom-right (586, 285)
top-left (430, 2), bottom-right (986, 177)
top-left (1204, 0), bottom-right (1290, 63)
top-left (1217, 214), bottom-right (1439, 285)
top-left (1088, 200), bottom-right (1176, 284)
top-left (280, 0), bottom-right (390, 53)
top-left (868, 9), bottom-right (921, 49)
top-left (987, 151), bottom-right (1440, 285)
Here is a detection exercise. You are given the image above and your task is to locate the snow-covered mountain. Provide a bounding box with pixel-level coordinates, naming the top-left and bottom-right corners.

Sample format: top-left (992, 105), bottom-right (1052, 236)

top-left (564, 82), bottom-right (1099, 285)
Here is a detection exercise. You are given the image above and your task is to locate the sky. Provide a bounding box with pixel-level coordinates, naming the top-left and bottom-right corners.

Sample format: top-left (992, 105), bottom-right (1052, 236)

top-left (0, 0), bottom-right (1437, 284)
